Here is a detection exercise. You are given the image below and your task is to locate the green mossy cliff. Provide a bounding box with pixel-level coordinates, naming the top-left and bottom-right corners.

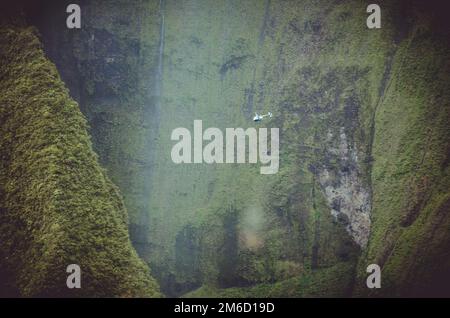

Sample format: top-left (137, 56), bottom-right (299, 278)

top-left (0, 23), bottom-right (161, 297)
top-left (356, 8), bottom-right (450, 296)
top-left (3, 0), bottom-right (450, 297)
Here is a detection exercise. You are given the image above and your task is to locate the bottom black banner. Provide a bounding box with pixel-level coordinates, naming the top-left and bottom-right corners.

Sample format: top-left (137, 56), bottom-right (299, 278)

top-left (0, 298), bottom-right (446, 316)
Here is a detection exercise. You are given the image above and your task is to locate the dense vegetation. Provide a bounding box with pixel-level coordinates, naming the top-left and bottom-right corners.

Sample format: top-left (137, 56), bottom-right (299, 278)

top-left (0, 16), bottom-right (161, 297)
top-left (0, 0), bottom-right (448, 297)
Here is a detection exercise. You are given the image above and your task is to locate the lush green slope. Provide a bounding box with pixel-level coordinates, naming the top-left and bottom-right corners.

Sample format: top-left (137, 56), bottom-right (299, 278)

top-left (183, 262), bottom-right (355, 298)
top-left (28, 0), bottom-right (164, 279)
top-left (0, 22), bottom-right (161, 297)
top-left (356, 7), bottom-right (450, 296)
top-left (177, 0), bottom-right (450, 298)
top-left (20, 0), bottom-right (450, 297)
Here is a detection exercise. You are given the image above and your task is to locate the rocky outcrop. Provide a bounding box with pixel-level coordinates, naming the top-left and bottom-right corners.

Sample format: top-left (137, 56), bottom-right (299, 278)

top-left (318, 128), bottom-right (371, 247)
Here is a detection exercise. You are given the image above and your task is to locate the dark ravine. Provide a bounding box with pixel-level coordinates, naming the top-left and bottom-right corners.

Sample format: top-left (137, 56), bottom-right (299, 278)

top-left (0, 0), bottom-right (449, 297)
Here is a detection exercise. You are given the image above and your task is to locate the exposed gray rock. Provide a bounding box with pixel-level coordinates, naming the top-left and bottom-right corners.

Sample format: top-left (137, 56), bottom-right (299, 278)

top-left (318, 127), bottom-right (371, 247)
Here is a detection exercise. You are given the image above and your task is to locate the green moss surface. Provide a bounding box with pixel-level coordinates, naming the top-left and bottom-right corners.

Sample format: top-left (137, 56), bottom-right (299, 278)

top-left (0, 23), bottom-right (161, 297)
top-left (14, 0), bottom-right (450, 297)
top-left (183, 261), bottom-right (355, 298)
top-left (355, 7), bottom-right (450, 296)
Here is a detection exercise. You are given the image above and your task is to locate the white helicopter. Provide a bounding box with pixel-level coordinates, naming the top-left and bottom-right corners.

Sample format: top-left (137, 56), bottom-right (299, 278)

top-left (253, 112), bottom-right (273, 122)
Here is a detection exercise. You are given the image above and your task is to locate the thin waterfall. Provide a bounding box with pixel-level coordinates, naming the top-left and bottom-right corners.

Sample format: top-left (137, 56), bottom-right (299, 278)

top-left (134, 0), bottom-right (166, 257)
top-left (155, 0), bottom-right (165, 100)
